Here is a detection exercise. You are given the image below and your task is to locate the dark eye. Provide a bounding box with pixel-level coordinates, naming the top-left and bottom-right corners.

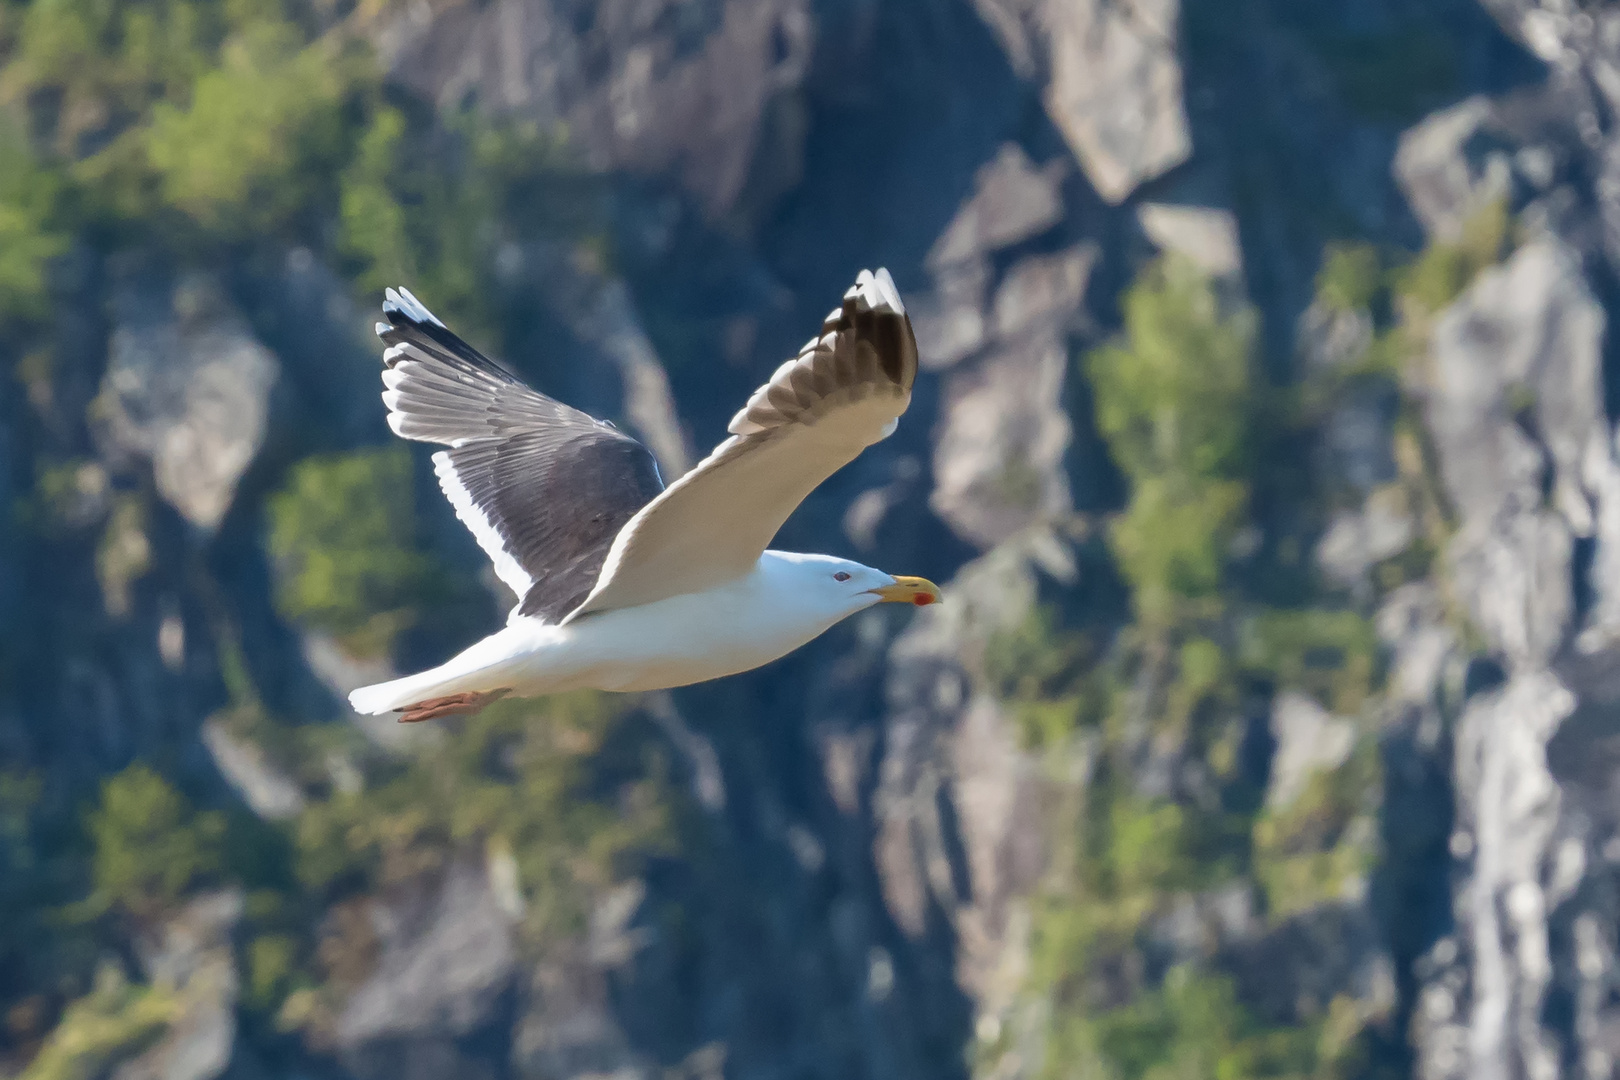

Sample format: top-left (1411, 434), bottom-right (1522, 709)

top-left (834, 571), bottom-right (851, 582)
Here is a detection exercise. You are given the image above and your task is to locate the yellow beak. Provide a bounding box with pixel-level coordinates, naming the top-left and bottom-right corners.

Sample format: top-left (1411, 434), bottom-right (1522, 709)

top-left (867, 575), bottom-right (942, 607)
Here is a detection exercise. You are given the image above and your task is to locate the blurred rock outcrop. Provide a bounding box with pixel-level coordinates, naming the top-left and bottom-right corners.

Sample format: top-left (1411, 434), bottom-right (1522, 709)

top-left (119, 891), bottom-right (244, 1080)
top-left (365, 0), bottom-right (813, 219)
top-left (969, 0), bottom-right (1190, 202)
top-left (93, 274), bottom-right (279, 532)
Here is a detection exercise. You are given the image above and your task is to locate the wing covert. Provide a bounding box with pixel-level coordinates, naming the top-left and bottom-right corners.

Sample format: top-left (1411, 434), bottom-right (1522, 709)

top-left (563, 268), bottom-right (917, 621)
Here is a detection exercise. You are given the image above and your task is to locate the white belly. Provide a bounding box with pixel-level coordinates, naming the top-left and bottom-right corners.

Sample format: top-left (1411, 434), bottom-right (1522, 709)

top-left (349, 551), bottom-right (878, 715)
top-left (505, 569), bottom-right (849, 694)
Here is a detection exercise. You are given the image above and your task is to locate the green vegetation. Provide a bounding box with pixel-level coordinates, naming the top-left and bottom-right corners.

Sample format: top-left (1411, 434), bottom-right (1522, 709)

top-left (1241, 610), bottom-right (1378, 717)
top-left (86, 765), bottom-right (224, 921)
top-left (18, 965), bottom-right (176, 1080)
top-left (336, 106), bottom-right (589, 312)
top-left (0, 127), bottom-right (66, 318)
top-left (294, 692), bottom-right (670, 936)
top-left (1394, 199), bottom-right (1512, 317)
top-left (1253, 740), bottom-right (1380, 919)
top-left (142, 20), bottom-right (349, 232)
top-left (1004, 194), bottom-right (1523, 1077)
top-left (267, 690), bottom-right (670, 1029)
top-left (983, 254), bottom-right (1400, 1080)
top-left (1087, 256), bottom-right (1255, 628)
top-left (1316, 243), bottom-right (1384, 315)
top-left (0, 0), bottom-right (600, 341)
top-left (265, 447), bottom-right (433, 653)
top-left (94, 492), bottom-right (150, 618)
top-left (0, 5), bottom-right (666, 1068)
top-left (1089, 968), bottom-right (1319, 1080)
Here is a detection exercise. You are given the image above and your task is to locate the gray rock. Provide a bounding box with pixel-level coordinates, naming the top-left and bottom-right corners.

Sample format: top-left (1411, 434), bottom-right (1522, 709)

top-left (367, 0), bottom-right (813, 219)
top-left (913, 146), bottom-right (1069, 370)
top-left (928, 247), bottom-right (1092, 548)
top-left (1225, 902), bottom-right (1395, 1027)
top-left (1322, 387), bottom-right (1399, 495)
top-left (971, 0), bottom-right (1190, 202)
top-left (1420, 671), bottom-right (1576, 1080)
top-left (1427, 237), bottom-right (1607, 665)
top-left (511, 948), bottom-right (653, 1080)
top-left (990, 247), bottom-right (1095, 340)
top-left (200, 717), bottom-right (306, 820)
top-left (1395, 98), bottom-right (1514, 242)
top-left (93, 275), bottom-right (279, 531)
top-left (929, 325), bottom-right (1074, 549)
top-left (335, 853), bottom-right (517, 1049)
top-left (522, 244), bottom-right (692, 476)
top-left (876, 528), bottom-right (1075, 1019)
top-left (644, 691), bottom-right (726, 812)
top-left (910, 259), bottom-right (991, 371)
top-left (117, 891), bottom-right (243, 1080)
top-left (1266, 691), bottom-right (1356, 811)
top-left (925, 144), bottom-right (1067, 272)
top-left (300, 631), bottom-right (439, 753)
top-left (1297, 301), bottom-right (1374, 375)
top-left (1376, 583), bottom-right (1458, 708)
top-left (1316, 491), bottom-right (1416, 588)
top-left (1136, 203), bottom-right (1244, 279)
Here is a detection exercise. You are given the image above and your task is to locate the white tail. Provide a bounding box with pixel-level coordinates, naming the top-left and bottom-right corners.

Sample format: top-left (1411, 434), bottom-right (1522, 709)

top-left (347, 626), bottom-right (536, 714)
top-left (348, 669), bottom-right (456, 715)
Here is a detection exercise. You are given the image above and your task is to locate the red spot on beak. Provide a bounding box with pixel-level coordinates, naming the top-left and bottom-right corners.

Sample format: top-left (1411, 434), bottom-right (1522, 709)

top-left (913, 593), bottom-right (934, 606)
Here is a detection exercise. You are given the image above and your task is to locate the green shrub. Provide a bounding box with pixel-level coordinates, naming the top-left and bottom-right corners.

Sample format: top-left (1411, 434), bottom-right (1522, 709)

top-left (1087, 257), bottom-right (1256, 627)
top-left (1253, 740), bottom-right (1380, 919)
top-left (1395, 199), bottom-right (1511, 315)
top-left (1111, 476), bottom-right (1248, 626)
top-left (265, 447), bottom-right (432, 653)
top-left (87, 765), bottom-right (223, 920)
top-left (1315, 243), bottom-right (1383, 314)
top-left (0, 128), bottom-right (67, 318)
top-left (143, 19), bottom-right (347, 232)
top-left (3, 0), bottom-right (223, 149)
top-left (295, 692), bottom-right (670, 941)
top-left (1241, 609), bottom-right (1378, 716)
top-left (20, 964), bottom-right (177, 1080)
top-left (337, 107), bottom-right (586, 321)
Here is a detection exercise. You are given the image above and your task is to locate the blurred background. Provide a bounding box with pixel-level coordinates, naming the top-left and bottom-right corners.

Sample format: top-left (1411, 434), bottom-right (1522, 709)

top-left (0, 0), bottom-right (1614, 1078)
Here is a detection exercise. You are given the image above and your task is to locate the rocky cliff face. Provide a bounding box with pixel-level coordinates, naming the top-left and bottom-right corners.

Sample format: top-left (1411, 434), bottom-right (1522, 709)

top-left (8, 1), bottom-right (1620, 1079)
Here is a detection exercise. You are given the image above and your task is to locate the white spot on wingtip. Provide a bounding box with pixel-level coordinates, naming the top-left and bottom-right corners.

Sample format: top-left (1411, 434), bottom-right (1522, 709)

top-left (385, 285), bottom-right (447, 328)
top-left (871, 267), bottom-right (905, 314)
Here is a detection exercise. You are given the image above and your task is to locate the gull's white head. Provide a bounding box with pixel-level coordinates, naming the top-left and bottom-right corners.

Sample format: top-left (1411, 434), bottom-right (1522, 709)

top-left (769, 552), bottom-right (941, 620)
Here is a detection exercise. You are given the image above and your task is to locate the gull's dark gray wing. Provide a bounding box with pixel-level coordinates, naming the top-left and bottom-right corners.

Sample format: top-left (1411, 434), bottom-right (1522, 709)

top-left (376, 288), bottom-right (664, 622)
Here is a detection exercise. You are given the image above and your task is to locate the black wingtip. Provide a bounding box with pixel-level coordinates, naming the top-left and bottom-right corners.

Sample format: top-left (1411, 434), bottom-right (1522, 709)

top-left (380, 286), bottom-right (447, 335)
top-left (374, 288), bottom-right (526, 384)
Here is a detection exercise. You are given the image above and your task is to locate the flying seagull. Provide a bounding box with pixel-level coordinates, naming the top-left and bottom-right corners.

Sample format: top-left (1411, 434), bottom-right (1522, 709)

top-left (348, 269), bottom-right (940, 722)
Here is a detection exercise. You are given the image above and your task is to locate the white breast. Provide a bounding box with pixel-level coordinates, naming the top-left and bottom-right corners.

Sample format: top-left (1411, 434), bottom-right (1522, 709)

top-left (509, 553), bottom-right (860, 693)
